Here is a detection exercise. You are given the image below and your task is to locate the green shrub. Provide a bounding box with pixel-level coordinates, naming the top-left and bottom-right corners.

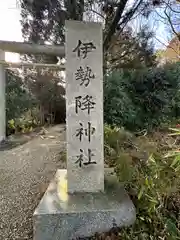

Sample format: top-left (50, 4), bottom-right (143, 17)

top-left (104, 124), bottom-right (135, 166)
top-left (6, 68), bottom-right (66, 135)
top-left (6, 69), bottom-right (36, 121)
top-left (6, 69), bottom-right (38, 135)
top-left (7, 108), bottom-right (40, 135)
top-left (104, 71), bottom-right (139, 130)
top-left (104, 63), bottom-right (180, 131)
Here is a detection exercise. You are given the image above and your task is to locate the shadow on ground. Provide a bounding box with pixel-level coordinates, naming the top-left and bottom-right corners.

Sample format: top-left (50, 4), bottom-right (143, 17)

top-left (0, 138), bottom-right (32, 151)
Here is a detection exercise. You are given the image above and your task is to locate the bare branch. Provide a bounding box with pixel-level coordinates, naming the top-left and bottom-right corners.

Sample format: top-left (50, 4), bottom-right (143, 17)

top-left (164, 7), bottom-right (180, 41)
top-left (162, 0), bottom-right (180, 14)
top-left (154, 36), bottom-right (179, 56)
top-left (118, 0), bottom-right (144, 31)
top-left (154, 9), bottom-right (167, 21)
top-left (90, 8), bottom-right (105, 19)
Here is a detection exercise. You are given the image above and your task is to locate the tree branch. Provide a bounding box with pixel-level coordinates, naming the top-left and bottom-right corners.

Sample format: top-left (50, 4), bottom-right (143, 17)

top-left (118, 0), bottom-right (143, 32)
top-left (103, 0), bottom-right (129, 51)
top-left (164, 7), bottom-right (180, 41)
top-left (90, 8), bottom-right (105, 19)
top-left (162, 0), bottom-right (180, 14)
top-left (154, 36), bottom-right (179, 56)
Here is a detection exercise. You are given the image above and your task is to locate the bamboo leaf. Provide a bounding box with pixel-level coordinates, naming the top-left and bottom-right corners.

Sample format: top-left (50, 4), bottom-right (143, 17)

top-left (138, 186), bottom-right (144, 200)
top-left (169, 128), bottom-right (180, 132)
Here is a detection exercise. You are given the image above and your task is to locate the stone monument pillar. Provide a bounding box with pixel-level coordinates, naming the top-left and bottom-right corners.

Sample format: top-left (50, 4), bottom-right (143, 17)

top-left (33, 20), bottom-right (136, 240)
top-left (65, 20), bottom-right (104, 193)
top-left (0, 50), bottom-right (5, 143)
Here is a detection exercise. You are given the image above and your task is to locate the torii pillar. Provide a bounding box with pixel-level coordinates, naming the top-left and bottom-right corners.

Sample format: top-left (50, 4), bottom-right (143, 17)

top-left (0, 50), bottom-right (5, 143)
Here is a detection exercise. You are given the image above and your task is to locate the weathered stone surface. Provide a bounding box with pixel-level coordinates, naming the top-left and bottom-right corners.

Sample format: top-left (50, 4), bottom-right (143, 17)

top-left (33, 169), bottom-right (136, 240)
top-left (65, 20), bottom-right (104, 193)
top-left (0, 50), bottom-right (5, 143)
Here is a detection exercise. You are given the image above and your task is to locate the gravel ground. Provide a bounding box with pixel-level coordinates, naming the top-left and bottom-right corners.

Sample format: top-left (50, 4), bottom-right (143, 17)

top-left (0, 125), bottom-right (66, 240)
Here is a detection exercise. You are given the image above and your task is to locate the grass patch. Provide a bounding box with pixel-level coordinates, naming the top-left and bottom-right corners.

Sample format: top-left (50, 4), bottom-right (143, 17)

top-left (104, 124), bottom-right (180, 239)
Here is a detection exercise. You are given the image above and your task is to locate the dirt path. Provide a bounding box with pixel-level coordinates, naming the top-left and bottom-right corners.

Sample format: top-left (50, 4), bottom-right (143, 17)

top-left (0, 125), bottom-right (66, 240)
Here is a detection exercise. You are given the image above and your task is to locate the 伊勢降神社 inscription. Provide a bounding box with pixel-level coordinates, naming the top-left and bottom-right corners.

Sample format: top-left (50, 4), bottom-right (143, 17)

top-left (65, 20), bottom-right (104, 193)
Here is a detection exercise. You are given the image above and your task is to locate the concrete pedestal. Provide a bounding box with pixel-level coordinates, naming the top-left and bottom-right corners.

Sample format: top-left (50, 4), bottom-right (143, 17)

top-left (33, 169), bottom-right (136, 240)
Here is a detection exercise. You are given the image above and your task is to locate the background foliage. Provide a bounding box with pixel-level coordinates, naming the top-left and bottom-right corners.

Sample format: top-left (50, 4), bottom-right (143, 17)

top-left (6, 69), bottom-right (34, 121)
top-left (104, 62), bottom-right (180, 131)
top-left (6, 69), bottom-right (38, 135)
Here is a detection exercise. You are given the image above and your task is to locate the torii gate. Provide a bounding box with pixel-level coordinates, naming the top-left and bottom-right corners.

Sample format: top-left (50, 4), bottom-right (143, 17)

top-left (0, 40), bottom-right (66, 143)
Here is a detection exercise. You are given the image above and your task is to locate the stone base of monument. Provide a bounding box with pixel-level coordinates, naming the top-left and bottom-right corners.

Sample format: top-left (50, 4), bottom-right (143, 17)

top-left (33, 169), bottom-right (136, 240)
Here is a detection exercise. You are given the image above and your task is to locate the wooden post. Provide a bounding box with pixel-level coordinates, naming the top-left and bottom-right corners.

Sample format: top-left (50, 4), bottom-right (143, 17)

top-left (0, 50), bottom-right (6, 143)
